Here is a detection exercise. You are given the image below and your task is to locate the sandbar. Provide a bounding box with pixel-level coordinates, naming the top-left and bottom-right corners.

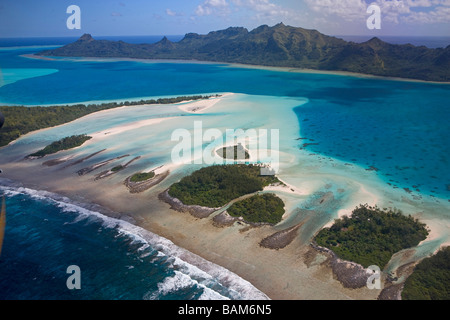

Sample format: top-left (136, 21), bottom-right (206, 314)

top-left (177, 93), bottom-right (233, 114)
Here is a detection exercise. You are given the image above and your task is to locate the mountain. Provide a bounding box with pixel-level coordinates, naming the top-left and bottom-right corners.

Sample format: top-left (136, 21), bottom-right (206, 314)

top-left (38, 23), bottom-right (450, 82)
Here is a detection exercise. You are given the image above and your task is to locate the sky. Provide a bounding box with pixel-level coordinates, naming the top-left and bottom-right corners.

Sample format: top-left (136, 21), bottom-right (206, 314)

top-left (0, 0), bottom-right (449, 38)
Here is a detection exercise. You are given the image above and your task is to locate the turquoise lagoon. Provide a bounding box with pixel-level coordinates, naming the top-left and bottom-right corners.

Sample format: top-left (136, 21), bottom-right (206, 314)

top-left (1, 46), bottom-right (449, 200)
top-left (0, 44), bottom-right (449, 299)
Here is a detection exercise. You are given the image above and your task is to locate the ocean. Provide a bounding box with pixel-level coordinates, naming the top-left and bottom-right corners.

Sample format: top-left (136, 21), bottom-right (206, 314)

top-left (0, 36), bottom-right (449, 299)
top-left (0, 182), bottom-right (267, 300)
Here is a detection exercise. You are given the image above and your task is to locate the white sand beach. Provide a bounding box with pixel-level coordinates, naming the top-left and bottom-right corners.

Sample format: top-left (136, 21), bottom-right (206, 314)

top-left (177, 93), bottom-right (233, 113)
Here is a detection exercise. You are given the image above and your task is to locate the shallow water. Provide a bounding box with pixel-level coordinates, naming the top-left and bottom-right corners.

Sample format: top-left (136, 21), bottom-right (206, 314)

top-left (1, 46), bottom-right (449, 200)
top-left (0, 44), bottom-right (449, 299)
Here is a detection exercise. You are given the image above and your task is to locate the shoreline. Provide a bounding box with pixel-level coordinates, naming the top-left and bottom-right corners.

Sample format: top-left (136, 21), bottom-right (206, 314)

top-left (0, 174), bottom-right (376, 300)
top-left (0, 96), bottom-right (217, 150)
top-left (222, 62), bottom-right (450, 85)
top-left (124, 170), bottom-right (170, 194)
top-left (0, 86), bottom-right (221, 108)
top-left (0, 178), bottom-right (270, 300)
top-left (0, 174), bottom-right (409, 300)
top-left (158, 189), bottom-right (219, 219)
top-left (0, 92), bottom-right (447, 300)
top-left (310, 242), bottom-right (373, 289)
top-left (24, 53), bottom-right (450, 86)
top-left (176, 93), bottom-right (231, 114)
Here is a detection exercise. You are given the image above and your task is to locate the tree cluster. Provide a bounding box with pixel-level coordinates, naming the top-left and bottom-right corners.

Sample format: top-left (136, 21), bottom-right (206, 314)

top-left (27, 134), bottom-right (92, 158)
top-left (130, 171), bottom-right (155, 182)
top-left (227, 193), bottom-right (285, 224)
top-left (314, 204), bottom-right (429, 269)
top-left (168, 164), bottom-right (279, 208)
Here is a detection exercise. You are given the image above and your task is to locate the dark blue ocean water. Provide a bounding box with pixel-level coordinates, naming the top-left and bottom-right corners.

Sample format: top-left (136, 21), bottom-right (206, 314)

top-left (0, 187), bottom-right (170, 300)
top-left (0, 185), bottom-right (254, 300)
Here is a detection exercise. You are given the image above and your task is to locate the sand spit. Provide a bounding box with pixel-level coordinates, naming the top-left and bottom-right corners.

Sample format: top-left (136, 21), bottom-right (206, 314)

top-left (94, 156), bottom-right (141, 180)
top-left (41, 147), bottom-right (108, 169)
top-left (89, 117), bottom-right (174, 141)
top-left (63, 149), bottom-right (107, 168)
top-left (177, 93), bottom-right (233, 113)
top-left (124, 170), bottom-right (170, 194)
top-left (77, 154), bottom-right (129, 176)
top-left (158, 189), bottom-right (218, 219)
top-left (42, 155), bottom-right (75, 167)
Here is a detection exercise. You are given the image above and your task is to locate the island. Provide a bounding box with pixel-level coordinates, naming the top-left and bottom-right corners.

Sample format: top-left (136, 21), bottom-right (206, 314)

top-left (216, 143), bottom-right (250, 160)
top-left (37, 24), bottom-right (450, 82)
top-left (1, 34), bottom-right (447, 300)
top-left (129, 171), bottom-right (155, 182)
top-left (166, 164), bottom-right (279, 209)
top-left (26, 134), bottom-right (92, 158)
top-left (309, 205), bottom-right (430, 291)
top-left (124, 169), bottom-right (169, 194)
top-left (314, 204), bottom-right (429, 269)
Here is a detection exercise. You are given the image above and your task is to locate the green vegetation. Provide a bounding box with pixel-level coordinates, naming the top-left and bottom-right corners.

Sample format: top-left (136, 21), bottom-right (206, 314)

top-left (168, 164), bottom-right (279, 208)
top-left (130, 171), bottom-right (155, 182)
top-left (111, 165), bottom-right (124, 172)
top-left (39, 26), bottom-right (450, 82)
top-left (0, 95), bottom-right (216, 147)
top-left (314, 204), bottom-right (429, 269)
top-left (27, 134), bottom-right (92, 158)
top-left (217, 144), bottom-right (250, 160)
top-left (228, 193), bottom-right (285, 224)
top-left (402, 247), bottom-right (450, 300)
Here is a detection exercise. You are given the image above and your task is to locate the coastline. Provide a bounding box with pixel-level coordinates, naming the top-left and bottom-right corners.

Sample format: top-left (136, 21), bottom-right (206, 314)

top-left (0, 178), bottom-right (270, 300)
top-left (25, 53), bottom-right (450, 86)
top-left (158, 189), bottom-right (218, 219)
top-left (0, 175), bottom-right (376, 300)
top-left (222, 62), bottom-right (450, 85)
top-left (0, 93), bottom-right (448, 300)
top-left (176, 93), bottom-right (231, 114)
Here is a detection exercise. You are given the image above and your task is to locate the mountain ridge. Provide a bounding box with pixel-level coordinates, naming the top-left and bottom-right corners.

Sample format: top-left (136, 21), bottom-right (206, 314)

top-left (38, 23), bottom-right (450, 82)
